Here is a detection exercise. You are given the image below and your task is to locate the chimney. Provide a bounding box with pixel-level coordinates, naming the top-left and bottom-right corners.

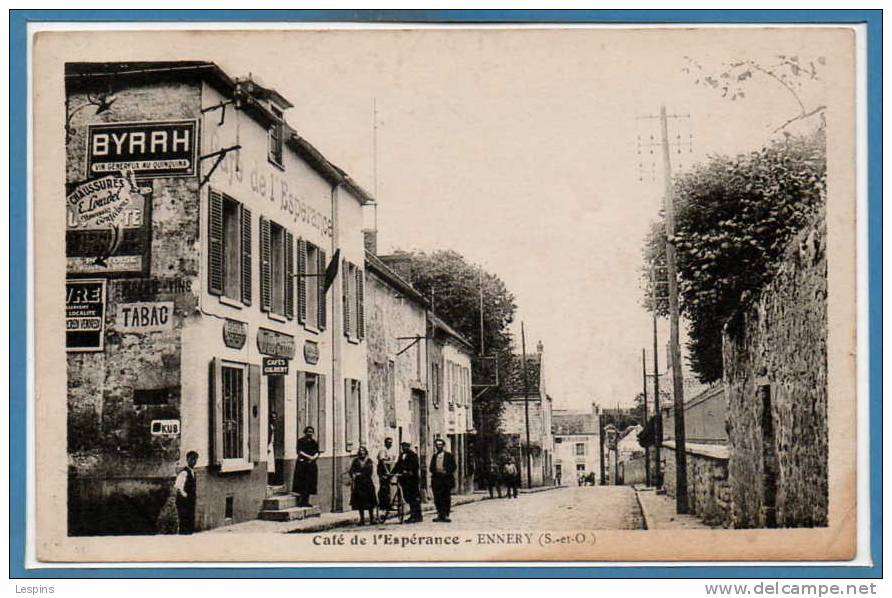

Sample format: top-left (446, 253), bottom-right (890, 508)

top-left (363, 229), bottom-right (378, 255)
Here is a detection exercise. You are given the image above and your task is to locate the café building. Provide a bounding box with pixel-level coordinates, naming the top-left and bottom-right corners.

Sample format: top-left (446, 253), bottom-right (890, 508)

top-left (65, 62), bottom-right (371, 533)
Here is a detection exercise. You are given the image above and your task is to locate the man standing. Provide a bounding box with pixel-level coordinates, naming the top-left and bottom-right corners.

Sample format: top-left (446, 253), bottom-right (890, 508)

top-left (502, 457), bottom-right (520, 499)
top-left (394, 441), bottom-right (423, 523)
top-left (429, 438), bottom-right (457, 522)
top-left (376, 437), bottom-right (396, 521)
top-left (174, 450), bottom-right (199, 534)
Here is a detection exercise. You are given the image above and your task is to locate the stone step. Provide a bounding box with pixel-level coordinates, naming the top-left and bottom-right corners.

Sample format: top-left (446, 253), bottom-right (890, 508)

top-left (259, 505), bottom-right (321, 522)
top-left (262, 494), bottom-right (298, 511)
top-left (266, 484), bottom-right (287, 498)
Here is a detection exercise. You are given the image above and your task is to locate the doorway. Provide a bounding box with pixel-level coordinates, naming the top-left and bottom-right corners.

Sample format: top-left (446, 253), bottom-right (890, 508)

top-left (267, 375), bottom-right (285, 487)
top-left (410, 389), bottom-right (427, 491)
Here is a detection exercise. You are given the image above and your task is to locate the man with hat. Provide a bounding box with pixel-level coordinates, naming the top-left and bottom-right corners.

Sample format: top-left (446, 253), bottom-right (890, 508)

top-left (394, 441), bottom-right (423, 523)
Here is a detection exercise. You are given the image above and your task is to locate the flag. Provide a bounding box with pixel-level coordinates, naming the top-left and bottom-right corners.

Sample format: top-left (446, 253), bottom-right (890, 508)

top-left (322, 248), bottom-right (340, 294)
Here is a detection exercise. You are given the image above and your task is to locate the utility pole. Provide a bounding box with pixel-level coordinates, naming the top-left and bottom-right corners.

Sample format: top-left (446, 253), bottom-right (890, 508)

top-left (651, 265), bottom-right (663, 489)
top-left (478, 269), bottom-right (485, 357)
top-left (659, 104), bottom-right (689, 514)
top-left (641, 348), bottom-right (650, 487)
top-left (520, 322), bottom-right (533, 489)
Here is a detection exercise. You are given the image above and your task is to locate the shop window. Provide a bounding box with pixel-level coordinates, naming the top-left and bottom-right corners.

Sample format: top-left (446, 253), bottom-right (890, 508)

top-left (268, 105), bottom-right (284, 168)
top-left (210, 359), bottom-right (261, 469)
top-left (208, 190), bottom-right (252, 305)
top-left (260, 218), bottom-right (294, 318)
top-left (221, 365), bottom-right (245, 460)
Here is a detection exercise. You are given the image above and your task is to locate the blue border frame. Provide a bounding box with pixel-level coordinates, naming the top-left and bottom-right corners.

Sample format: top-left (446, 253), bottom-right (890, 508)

top-left (8, 9), bottom-right (882, 579)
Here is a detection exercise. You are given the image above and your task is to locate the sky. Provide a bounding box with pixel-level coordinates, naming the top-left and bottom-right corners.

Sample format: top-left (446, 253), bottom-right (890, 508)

top-left (97, 26), bottom-right (839, 411)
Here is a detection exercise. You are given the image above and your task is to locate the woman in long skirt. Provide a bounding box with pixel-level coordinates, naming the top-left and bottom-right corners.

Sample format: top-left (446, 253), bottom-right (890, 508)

top-left (349, 446), bottom-right (377, 525)
top-left (293, 426), bottom-right (320, 507)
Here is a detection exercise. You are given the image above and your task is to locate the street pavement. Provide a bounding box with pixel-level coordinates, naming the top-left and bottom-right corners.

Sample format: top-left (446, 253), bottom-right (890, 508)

top-left (344, 486), bottom-right (645, 532)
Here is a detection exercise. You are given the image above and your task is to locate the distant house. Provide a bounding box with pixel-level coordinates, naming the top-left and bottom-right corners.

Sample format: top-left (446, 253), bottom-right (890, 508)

top-left (552, 404), bottom-right (601, 485)
top-left (497, 343), bottom-right (554, 487)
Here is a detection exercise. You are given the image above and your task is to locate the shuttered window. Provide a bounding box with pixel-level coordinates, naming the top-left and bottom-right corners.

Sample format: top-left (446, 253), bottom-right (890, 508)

top-left (268, 105), bottom-right (284, 168)
top-left (342, 258), bottom-right (351, 338)
top-left (300, 241), bottom-right (321, 330)
top-left (260, 218), bottom-right (293, 318)
top-left (344, 379), bottom-right (362, 452)
top-left (259, 217), bottom-right (271, 312)
top-left (297, 239), bottom-right (307, 324)
top-left (355, 267), bottom-right (365, 339)
top-left (208, 190), bottom-right (251, 305)
top-left (317, 249), bottom-right (327, 330)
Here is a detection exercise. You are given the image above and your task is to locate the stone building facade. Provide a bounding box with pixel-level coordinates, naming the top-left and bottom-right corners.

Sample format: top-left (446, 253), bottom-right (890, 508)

top-left (499, 346), bottom-right (554, 487)
top-left (722, 211), bottom-right (828, 528)
top-left (66, 62), bottom-right (371, 534)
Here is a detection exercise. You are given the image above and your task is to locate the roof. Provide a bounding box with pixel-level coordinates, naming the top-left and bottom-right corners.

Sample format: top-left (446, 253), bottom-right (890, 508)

top-left (502, 352), bottom-right (542, 398)
top-left (552, 412), bottom-right (598, 435)
top-left (365, 250), bottom-right (429, 308)
top-left (65, 61), bottom-right (374, 206)
top-left (428, 314), bottom-right (474, 353)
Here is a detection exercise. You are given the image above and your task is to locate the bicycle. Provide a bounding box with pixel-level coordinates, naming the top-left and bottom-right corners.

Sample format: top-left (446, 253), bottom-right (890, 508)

top-left (376, 473), bottom-right (405, 524)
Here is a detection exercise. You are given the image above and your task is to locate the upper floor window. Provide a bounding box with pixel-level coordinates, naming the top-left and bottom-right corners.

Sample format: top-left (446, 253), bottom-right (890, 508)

top-left (208, 190), bottom-right (251, 306)
top-left (268, 105), bottom-right (284, 168)
top-left (298, 240), bottom-right (327, 331)
top-left (260, 217), bottom-right (294, 319)
top-left (342, 260), bottom-right (365, 341)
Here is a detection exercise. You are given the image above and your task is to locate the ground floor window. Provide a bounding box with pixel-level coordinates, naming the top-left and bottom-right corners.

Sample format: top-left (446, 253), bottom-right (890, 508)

top-left (222, 365), bottom-right (245, 460)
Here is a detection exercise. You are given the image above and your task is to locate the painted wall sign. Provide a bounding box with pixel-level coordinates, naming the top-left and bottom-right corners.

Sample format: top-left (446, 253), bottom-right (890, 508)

top-left (262, 357), bottom-right (289, 376)
top-left (257, 328), bottom-right (295, 359)
top-left (150, 419), bottom-right (181, 436)
top-left (66, 173), bottom-right (152, 276)
top-left (114, 278), bottom-right (192, 302)
top-left (66, 279), bottom-right (106, 352)
top-left (87, 120), bottom-right (198, 178)
top-left (116, 301), bottom-right (174, 332)
top-left (303, 340), bottom-right (320, 365)
top-left (223, 319), bottom-right (248, 349)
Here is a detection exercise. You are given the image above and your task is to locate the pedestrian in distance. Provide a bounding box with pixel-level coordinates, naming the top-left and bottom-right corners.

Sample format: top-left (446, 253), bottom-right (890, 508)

top-left (486, 459), bottom-right (502, 499)
top-left (429, 438), bottom-right (457, 522)
top-left (502, 457), bottom-right (520, 499)
top-left (394, 441), bottom-right (423, 523)
top-left (293, 426), bottom-right (321, 507)
top-left (174, 450), bottom-right (199, 534)
top-left (267, 410), bottom-right (278, 485)
top-left (349, 446), bottom-right (377, 525)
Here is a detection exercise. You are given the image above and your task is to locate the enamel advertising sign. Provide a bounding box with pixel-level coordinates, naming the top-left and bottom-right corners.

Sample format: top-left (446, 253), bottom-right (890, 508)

top-left (86, 120), bottom-right (198, 178)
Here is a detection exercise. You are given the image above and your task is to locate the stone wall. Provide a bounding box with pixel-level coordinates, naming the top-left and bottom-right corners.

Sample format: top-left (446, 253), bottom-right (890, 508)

top-left (66, 81), bottom-right (202, 534)
top-left (722, 211), bottom-right (828, 528)
top-left (663, 443), bottom-right (731, 527)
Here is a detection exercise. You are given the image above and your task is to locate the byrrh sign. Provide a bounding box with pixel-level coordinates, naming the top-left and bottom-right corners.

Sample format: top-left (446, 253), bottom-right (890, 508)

top-left (87, 120), bottom-right (198, 178)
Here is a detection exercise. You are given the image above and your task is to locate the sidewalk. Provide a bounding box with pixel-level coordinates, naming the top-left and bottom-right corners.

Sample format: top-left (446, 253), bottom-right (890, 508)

top-left (205, 484), bottom-right (562, 535)
top-left (632, 485), bottom-right (720, 530)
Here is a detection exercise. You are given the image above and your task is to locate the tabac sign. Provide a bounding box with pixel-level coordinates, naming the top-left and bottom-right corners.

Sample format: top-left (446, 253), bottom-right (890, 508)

top-left (87, 120), bottom-right (198, 178)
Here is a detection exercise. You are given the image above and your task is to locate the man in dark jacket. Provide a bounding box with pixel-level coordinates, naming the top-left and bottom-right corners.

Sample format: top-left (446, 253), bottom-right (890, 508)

top-left (174, 450), bottom-right (199, 534)
top-left (394, 441), bottom-right (423, 523)
top-left (429, 438), bottom-right (457, 522)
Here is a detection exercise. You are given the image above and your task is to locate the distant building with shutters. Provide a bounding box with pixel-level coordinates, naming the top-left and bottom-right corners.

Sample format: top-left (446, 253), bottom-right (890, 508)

top-left (365, 246), bottom-right (476, 498)
top-left (497, 343), bottom-right (554, 487)
top-left (65, 62), bottom-right (371, 534)
top-left (552, 404), bottom-right (601, 485)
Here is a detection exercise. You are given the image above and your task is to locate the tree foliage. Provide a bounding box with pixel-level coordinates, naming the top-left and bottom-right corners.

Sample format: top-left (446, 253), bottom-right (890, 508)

top-left (683, 54), bottom-right (826, 133)
top-left (387, 249), bottom-right (518, 461)
top-left (642, 130), bottom-right (826, 383)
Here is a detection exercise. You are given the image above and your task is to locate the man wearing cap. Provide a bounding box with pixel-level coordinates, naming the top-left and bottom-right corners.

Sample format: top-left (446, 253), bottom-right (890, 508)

top-left (394, 441), bottom-right (423, 523)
